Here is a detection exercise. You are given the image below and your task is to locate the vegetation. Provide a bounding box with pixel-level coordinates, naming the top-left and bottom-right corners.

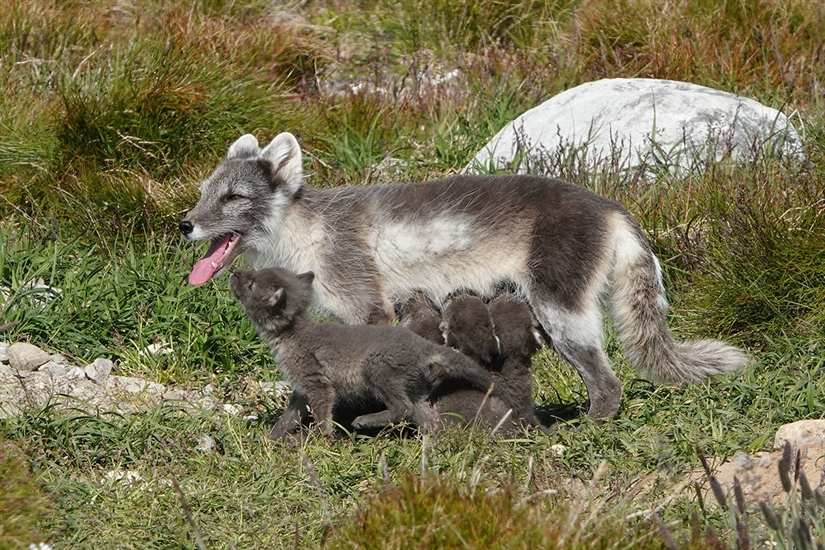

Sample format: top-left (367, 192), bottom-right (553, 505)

top-left (1, 0), bottom-right (824, 547)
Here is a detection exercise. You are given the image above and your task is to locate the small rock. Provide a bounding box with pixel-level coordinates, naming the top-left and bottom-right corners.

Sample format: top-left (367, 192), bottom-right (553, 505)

top-left (84, 358), bottom-right (113, 385)
top-left (103, 470), bottom-right (143, 485)
top-left (49, 354), bottom-right (69, 365)
top-left (197, 396), bottom-right (220, 411)
top-left (196, 435), bottom-right (215, 452)
top-left (108, 375), bottom-right (165, 395)
top-left (223, 403), bottom-right (242, 416)
top-left (260, 380), bottom-right (291, 399)
top-left (549, 444), bottom-right (567, 457)
top-left (66, 379), bottom-right (106, 403)
top-left (8, 342), bottom-right (51, 372)
top-left (65, 366), bottom-right (87, 380)
top-left (774, 419), bottom-right (825, 448)
top-left (0, 343), bottom-right (9, 364)
top-left (38, 362), bottom-right (69, 376)
top-left (163, 390), bottom-right (188, 401)
top-left (139, 342), bottom-right (173, 357)
top-left (202, 384), bottom-right (216, 396)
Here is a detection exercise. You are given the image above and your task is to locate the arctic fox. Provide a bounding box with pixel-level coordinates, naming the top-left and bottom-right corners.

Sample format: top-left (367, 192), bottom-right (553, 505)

top-left (229, 267), bottom-right (494, 436)
top-left (181, 132), bottom-right (748, 420)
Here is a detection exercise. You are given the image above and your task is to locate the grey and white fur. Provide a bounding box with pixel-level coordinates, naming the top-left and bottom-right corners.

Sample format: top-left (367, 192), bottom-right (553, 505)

top-left (181, 132), bottom-right (749, 423)
top-left (229, 267), bottom-right (494, 437)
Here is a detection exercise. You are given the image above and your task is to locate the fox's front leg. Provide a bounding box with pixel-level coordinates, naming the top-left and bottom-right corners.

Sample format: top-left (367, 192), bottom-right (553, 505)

top-left (306, 385), bottom-right (337, 436)
top-left (270, 390), bottom-right (312, 440)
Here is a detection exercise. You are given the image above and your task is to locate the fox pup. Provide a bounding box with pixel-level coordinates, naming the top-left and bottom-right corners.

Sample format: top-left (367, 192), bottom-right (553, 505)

top-left (230, 268), bottom-right (494, 437)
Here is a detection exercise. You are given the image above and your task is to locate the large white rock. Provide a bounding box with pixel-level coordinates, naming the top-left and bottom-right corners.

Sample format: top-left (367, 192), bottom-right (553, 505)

top-left (468, 78), bottom-right (804, 175)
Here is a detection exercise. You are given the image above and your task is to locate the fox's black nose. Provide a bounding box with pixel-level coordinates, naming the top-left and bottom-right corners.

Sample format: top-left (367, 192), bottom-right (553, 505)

top-left (179, 220), bottom-right (194, 236)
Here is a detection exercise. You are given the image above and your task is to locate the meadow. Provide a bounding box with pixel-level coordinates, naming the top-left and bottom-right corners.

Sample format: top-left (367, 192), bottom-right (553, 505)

top-left (1, 0), bottom-right (824, 547)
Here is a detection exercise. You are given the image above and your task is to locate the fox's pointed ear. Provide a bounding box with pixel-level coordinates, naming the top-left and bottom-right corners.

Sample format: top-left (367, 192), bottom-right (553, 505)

top-left (227, 134), bottom-right (260, 159)
top-left (259, 132), bottom-right (303, 196)
top-left (297, 271), bottom-right (315, 285)
top-left (268, 287), bottom-right (285, 306)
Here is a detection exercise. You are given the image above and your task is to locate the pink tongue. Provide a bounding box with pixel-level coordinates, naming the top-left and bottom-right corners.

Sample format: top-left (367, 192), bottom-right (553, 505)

top-left (189, 235), bottom-right (234, 286)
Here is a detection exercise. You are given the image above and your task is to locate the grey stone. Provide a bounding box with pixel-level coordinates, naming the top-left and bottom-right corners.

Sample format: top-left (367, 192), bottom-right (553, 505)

top-left (774, 419), bottom-right (825, 448)
top-left (67, 379), bottom-right (106, 403)
top-left (108, 375), bottom-right (165, 395)
top-left (197, 396), bottom-right (220, 411)
top-left (8, 342), bottom-right (51, 372)
top-left (0, 342), bottom-right (8, 364)
top-left (38, 362), bottom-right (69, 376)
top-left (468, 78), bottom-right (804, 175)
top-left (196, 435), bottom-right (216, 452)
top-left (65, 366), bottom-right (86, 380)
top-left (84, 358), bottom-right (113, 385)
top-left (49, 354), bottom-right (69, 365)
top-left (163, 390), bottom-right (188, 401)
top-left (260, 380), bottom-right (291, 399)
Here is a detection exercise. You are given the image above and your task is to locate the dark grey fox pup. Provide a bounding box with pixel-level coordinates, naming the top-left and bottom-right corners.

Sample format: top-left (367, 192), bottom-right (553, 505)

top-left (400, 292), bottom-right (541, 432)
top-left (486, 293), bottom-right (543, 428)
top-left (435, 293), bottom-right (514, 432)
top-left (397, 293), bottom-right (444, 345)
top-left (229, 268), bottom-right (494, 437)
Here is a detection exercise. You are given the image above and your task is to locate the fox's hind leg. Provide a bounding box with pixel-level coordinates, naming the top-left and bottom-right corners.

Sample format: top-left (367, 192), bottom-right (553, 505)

top-left (352, 400), bottom-right (435, 431)
top-left (351, 377), bottom-right (432, 430)
top-left (532, 302), bottom-right (621, 419)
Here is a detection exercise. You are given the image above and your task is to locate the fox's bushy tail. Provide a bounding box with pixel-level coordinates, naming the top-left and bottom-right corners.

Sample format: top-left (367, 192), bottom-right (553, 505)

top-left (609, 219), bottom-right (749, 384)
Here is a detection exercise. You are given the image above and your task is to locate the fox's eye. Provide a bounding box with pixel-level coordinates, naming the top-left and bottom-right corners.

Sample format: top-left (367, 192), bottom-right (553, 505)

top-left (224, 193), bottom-right (245, 202)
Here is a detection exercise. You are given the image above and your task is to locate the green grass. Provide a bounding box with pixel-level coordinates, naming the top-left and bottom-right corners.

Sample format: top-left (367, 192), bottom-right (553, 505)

top-left (0, 436), bottom-right (53, 549)
top-left (1, 0), bottom-right (825, 547)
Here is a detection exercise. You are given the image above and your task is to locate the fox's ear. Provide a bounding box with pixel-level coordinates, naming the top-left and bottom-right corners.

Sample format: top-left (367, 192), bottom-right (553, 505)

top-left (297, 271), bottom-right (315, 285)
top-left (227, 134), bottom-right (260, 159)
top-left (268, 287), bottom-right (285, 306)
top-left (259, 132), bottom-right (303, 196)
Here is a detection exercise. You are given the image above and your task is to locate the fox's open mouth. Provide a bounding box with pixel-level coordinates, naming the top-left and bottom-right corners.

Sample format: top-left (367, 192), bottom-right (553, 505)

top-left (189, 233), bottom-right (243, 286)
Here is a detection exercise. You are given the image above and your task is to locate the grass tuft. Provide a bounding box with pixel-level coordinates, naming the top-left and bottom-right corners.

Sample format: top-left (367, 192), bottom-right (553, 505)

top-left (0, 436), bottom-right (53, 549)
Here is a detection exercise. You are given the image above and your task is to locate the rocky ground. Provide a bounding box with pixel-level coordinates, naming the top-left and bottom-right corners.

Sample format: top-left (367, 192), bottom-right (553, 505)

top-left (0, 340), bottom-right (288, 420)
top-left (1, 338), bottom-right (823, 507)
